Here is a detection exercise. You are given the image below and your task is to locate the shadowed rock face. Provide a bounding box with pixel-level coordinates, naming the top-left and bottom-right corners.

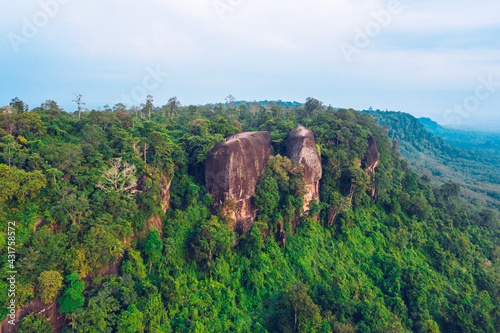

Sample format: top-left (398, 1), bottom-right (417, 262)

top-left (206, 131), bottom-right (272, 234)
top-left (286, 126), bottom-right (322, 213)
top-left (1, 299), bottom-right (66, 332)
top-left (366, 135), bottom-right (380, 174)
top-left (365, 135), bottom-right (380, 196)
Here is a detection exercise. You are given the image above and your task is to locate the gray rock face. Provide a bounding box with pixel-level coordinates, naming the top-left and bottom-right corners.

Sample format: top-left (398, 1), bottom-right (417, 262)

top-left (366, 135), bottom-right (380, 174)
top-left (365, 135), bottom-right (380, 197)
top-left (286, 126), bottom-right (322, 213)
top-left (205, 131), bottom-right (272, 234)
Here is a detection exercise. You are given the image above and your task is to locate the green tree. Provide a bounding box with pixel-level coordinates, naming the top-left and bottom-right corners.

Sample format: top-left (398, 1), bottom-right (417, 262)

top-left (116, 304), bottom-right (144, 333)
top-left (72, 283), bottom-right (120, 332)
top-left (189, 215), bottom-right (235, 269)
top-left (121, 249), bottom-right (147, 280)
top-left (82, 124), bottom-right (105, 151)
top-left (167, 96), bottom-right (180, 117)
top-left (59, 273), bottom-right (85, 330)
top-left (255, 177), bottom-right (280, 217)
top-left (10, 97), bottom-right (29, 113)
top-left (59, 273), bottom-right (85, 313)
top-left (279, 283), bottom-right (322, 332)
top-left (38, 270), bottom-right (63, 304)
top-left (144, 95), bottom-right (154, 120)
top-left (0, 164), bottom-right (46, 217)
top-left (441, 182), bottom-right (460, 201)
top-left (143, 228), bottom-right (163, 274)
top-left (326, 191), bottom-right (352, 226)
top-left (17, 313), bottom-right (52, 333)
top-left (239, 222), bottom-right (266, 258)
top-left (0, 135), bottom-right (19, 166)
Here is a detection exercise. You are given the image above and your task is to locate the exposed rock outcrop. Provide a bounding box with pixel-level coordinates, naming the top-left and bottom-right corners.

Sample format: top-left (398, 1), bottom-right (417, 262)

top-left (133, 172), bottom-right (171, 238)
top-left (366, 135), bottom-right (380, 174)
top-left (1, 299), bottom-right (66, 333)
top-left (286, 126), bottom-right (322, 214)
top-left (159, 173), bottom-right (171, 214)
top-left (143, 172), bottom-right (171, 238)
top-left (144, 215), bottom-right (164, 236)
top-left (365, 135), bottom-right (380, 196)
top-left (206, 131), bottom-right (272, 234)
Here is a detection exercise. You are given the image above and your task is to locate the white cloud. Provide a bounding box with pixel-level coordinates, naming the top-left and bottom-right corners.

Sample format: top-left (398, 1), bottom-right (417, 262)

top-left (1, 0), bottom-right (499, 130)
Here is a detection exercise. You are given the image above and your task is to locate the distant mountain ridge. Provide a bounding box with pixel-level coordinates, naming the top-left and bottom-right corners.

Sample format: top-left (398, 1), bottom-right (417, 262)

top-left (418, 117), bottom-right (500, 153)
top-left (365, 110), bottom-right (500, 209)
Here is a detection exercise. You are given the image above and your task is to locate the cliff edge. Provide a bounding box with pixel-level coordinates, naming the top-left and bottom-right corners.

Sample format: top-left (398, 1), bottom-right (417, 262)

top-left (206, 131), bottom-right (272, 234)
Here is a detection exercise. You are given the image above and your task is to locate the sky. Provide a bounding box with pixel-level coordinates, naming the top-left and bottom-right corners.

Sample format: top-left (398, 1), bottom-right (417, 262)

top-left (0, 0), bottom-right (499, 131)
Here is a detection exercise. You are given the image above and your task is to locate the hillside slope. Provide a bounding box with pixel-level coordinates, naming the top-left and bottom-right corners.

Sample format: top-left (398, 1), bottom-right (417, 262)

top-left (365, 110), bottom-right (500, 210)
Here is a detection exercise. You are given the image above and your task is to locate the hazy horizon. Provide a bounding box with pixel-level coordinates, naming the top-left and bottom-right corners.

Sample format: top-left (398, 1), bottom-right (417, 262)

top-left (1, 0), bottom-right (499, 132)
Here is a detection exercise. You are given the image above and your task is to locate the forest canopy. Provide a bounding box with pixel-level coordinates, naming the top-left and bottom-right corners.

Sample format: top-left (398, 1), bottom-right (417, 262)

top-left (0, 97), bottom-right (499, 332)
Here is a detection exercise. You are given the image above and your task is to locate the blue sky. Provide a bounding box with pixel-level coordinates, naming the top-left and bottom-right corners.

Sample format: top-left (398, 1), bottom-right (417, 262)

top-left (1, 0), bottom-right (499, 131)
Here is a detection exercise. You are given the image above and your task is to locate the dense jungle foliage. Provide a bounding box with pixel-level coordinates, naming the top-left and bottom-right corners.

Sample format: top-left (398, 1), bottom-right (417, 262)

top-left (1, 97), bottom-right (500, 332)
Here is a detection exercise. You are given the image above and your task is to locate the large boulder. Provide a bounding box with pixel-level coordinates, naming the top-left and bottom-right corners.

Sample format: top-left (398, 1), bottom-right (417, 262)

top-left (206, 131), bottom-right (272, 234)
top-left (286, 126), bottom-right (322, 214)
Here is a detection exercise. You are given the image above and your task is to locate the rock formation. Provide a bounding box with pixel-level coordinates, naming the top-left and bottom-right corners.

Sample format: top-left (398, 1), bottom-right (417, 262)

top-left (286, 126), bottom-right (322, 214)
top-left (365, 135), bottom-right (380, 196)
top-left (134, 172), bottom-right (171, 238)
top-left (1, 299), bottom-right (66, 332)
top-left (159, 173), bottom-right (171, 214)
top-left (206, 131), bottom-right (272, 235)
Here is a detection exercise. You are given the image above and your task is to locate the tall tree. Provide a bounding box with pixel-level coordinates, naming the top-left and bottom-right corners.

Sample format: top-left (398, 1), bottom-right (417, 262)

top-left (10, 97), bottom-right (28, 113)
top-left (167, 97), bottom-right (180, 117)
top-left (59, 273), bottom-right (85, 329)
top-left (0, 135), bottom-right (19, 167)
top-left (72, 94), bottom-right (85, 119)
top-left (143, 228), bottom-right (163, 274)
top-left (145, 95), bottom-right (154, 120)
